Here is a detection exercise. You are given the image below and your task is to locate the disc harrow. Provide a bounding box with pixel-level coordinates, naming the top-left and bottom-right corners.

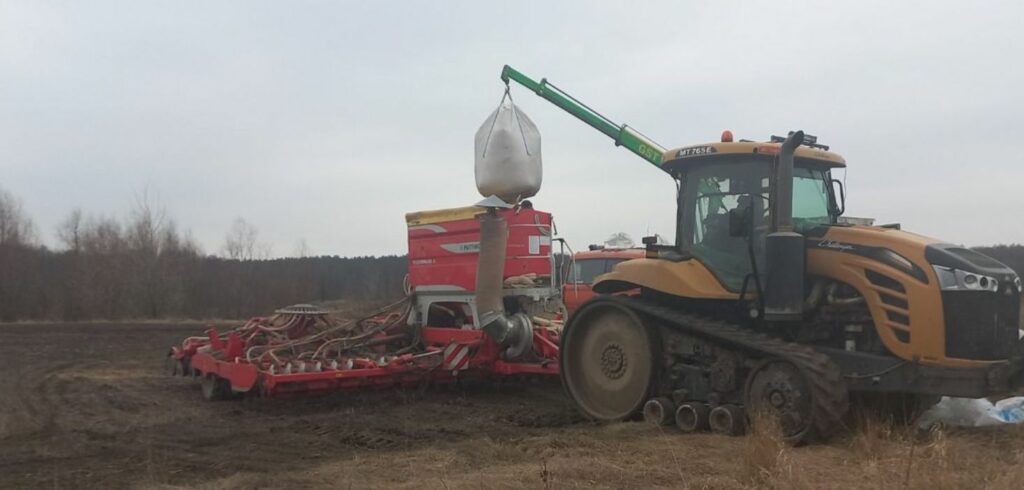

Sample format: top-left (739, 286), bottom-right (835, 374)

top-left (168, 298), bottom-right (561, 399)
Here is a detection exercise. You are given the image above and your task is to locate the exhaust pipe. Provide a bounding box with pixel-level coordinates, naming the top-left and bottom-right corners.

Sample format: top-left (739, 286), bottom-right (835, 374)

top-left (772, 131), bottom-right (802, 233)
top-left (475, 209), bottom-right (533, 360)
top-left (764, 131), bottom-right (806, 322)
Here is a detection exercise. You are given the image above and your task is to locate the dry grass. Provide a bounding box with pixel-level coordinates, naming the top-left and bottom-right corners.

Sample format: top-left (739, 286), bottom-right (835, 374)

top-left (741, 412), bottom-right (781, 486)
top-left (126, 419), bottom-right (1024, 490)
top-left (741, 412), bottom-right (806, 489)
top-left (819, 417), bottom-right (1024, 490)
top-left (142, 420), bottom-right (1024, 490)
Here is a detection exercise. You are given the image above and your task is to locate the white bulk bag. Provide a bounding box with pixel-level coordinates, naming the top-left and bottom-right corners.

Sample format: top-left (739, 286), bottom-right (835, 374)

top-left (474, 96), bottom-right (542, 202)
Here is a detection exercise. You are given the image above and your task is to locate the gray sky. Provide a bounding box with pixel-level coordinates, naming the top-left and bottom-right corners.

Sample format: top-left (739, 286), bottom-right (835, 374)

top-left (2, 1), bottom-right (1023, 257)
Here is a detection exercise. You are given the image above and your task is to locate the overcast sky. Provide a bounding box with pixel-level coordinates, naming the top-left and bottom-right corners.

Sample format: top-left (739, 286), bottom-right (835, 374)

top-left (2, 1), bottom-right (1023, 257)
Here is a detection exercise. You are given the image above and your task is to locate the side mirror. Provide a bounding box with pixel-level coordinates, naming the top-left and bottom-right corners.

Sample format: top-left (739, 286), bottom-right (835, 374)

top-left (830, 179), bottom-right (846, 215)
top-left (729, 206), bottom-right (753, 237)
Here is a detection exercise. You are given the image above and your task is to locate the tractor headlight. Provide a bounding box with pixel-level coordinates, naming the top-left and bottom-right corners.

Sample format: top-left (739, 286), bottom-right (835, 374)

top-left (1015, 276), bottom-right (1022, 293)
top-left (933, 265), bottom-right (1000, 292)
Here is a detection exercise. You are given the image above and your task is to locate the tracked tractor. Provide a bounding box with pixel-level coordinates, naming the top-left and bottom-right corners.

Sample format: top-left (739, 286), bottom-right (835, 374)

top-left (500, 65), bottom-right (1024, 443)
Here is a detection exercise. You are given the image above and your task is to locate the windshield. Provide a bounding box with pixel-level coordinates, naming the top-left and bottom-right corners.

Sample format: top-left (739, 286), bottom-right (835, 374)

top-left (792, 167), bottom-right (833, 233)
top-left (678, 157), bottom-right (835, 291)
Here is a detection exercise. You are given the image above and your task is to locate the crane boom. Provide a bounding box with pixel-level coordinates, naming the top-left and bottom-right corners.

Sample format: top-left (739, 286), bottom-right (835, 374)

top-left (500, 65), bottom-right (668, 170)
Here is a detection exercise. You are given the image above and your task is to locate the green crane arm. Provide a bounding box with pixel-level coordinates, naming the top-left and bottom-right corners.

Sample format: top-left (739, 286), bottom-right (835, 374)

top-left (500, 65), bottom-right (668, 170)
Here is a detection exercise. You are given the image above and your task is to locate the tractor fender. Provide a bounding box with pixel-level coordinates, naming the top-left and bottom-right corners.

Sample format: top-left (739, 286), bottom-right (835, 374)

top-left (593, 258), bottom-right (737, 300)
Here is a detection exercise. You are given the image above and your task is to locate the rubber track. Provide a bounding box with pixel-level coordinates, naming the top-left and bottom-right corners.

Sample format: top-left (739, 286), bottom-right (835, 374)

top-left (594, 295), bottom-right (849, 441)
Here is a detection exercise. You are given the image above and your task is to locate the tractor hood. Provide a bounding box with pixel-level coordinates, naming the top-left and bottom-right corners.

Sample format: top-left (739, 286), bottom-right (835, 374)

top-left (808, 224), bottom-right (1020, 291)
top-left (806, 224), bottom-right (1021, 367)
top-left (593, 224), bottom-right (1021, 301)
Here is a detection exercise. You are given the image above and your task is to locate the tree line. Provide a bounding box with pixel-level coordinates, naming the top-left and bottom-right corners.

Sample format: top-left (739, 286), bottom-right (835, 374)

top-left (0, 187), bottom-right (406, 322)
top-left (1, 185), bottom-right (1023, 323)
top-left (974, 245), bottom-right (1024, 278)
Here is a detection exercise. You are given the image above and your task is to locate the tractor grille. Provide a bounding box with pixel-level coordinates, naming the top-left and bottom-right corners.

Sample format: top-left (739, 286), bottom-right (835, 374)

top-left (943, 291), bottom-right (1020, 360)
top-left (866, 269), bottom-right (912, 344)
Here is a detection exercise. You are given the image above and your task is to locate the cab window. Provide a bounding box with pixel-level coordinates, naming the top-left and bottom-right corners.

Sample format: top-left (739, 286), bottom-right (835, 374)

top-left (682, 160), bottom-right (769, 291)
top-left (680, 158), bottom-right (837, 291)
top-left (570, 258), bottom-right (628, 284)
top-left (792, 167), bottom-right (833, 233)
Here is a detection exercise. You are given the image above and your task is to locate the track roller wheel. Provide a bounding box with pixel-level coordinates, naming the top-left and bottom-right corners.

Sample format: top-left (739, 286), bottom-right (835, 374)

top-left (561, 303), bottom-right (655, 422)
top-left (745, 359), bottom-right (830, 443)
top-left (675, 402), bottom-right (710, 433)
top-left (201, 375), bottom-right (233, 401)
top-left (709, 404), bottom-right (746, 436)
top-left (643, 397), bottom-right (676, 427)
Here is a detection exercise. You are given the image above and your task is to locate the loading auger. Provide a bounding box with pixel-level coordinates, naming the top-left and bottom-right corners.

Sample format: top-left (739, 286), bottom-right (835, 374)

top-left (501, 65), bottom-right (1024, 443)
top-left (500, 65), bottom-right (667, 169)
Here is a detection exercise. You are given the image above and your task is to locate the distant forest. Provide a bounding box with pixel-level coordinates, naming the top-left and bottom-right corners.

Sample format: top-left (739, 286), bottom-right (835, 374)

top-left (974, 245), bottom-right (1024, 278)
top-left (0, 187), bottom-right (406, 322)
top-left (0, 186), bottom-right (1022, 322)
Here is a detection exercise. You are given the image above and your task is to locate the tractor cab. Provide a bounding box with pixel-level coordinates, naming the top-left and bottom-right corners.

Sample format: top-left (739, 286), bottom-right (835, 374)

top-left (657, 132), bottom-right (847, 295)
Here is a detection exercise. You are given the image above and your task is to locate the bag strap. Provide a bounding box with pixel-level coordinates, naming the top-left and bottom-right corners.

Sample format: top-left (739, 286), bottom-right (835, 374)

top-left (480, 87), bottom-right (532, 158)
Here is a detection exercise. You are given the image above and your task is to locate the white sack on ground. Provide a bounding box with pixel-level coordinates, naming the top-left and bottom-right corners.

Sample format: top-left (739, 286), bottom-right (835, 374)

top-left (474, 99), bottom-right (542, 202)
top-left (918, 396), bottom-right (1024, 428)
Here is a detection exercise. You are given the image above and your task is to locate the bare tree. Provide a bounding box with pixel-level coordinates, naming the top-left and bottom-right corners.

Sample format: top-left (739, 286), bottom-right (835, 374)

top-left (126, 189), bottom-right (172, 318)
top-left (126, 189), bottom-right (168, 256)
top-left (55, 209), bottom-right (86, 320)
top-left (57, 208), bottom-right (84, 252)
top-left (293, 238), bottom-right (311, 258)
top-left (0, 188), bottom-right (38, 320)
top-left (0, 187), bottom-right (36, 246)
top-left (0, 187), bottom-right (413, 321)
top-left (82, 215), bottom-right (125, 254)
top-left (223, 217), bottom-right (272, 317)
top-left (81, 215), bottom-right (127, 319)
top-left (224, 217), bottom-right (269, 260)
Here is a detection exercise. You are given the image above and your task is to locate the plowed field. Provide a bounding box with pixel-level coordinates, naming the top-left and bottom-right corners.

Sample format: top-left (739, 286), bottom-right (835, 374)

top-left (2, 323), bottom-right (1023, 489)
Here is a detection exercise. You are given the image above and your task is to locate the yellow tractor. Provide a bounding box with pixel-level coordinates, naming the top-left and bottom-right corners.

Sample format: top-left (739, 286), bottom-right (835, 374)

top-left (501, 66), bottom-right (1023, 443)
